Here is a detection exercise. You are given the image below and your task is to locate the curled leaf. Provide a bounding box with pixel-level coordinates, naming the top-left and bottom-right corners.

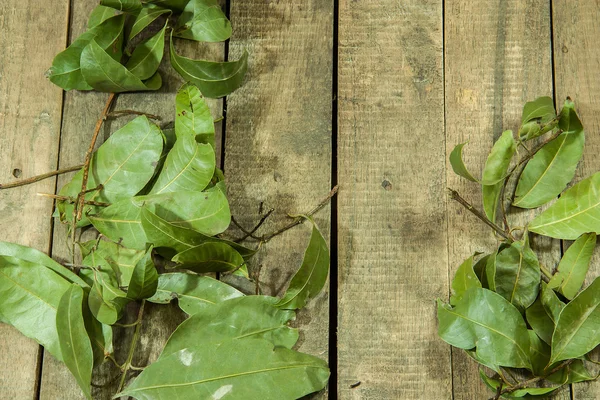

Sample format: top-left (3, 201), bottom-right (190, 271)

top-left (449, 142), bottom-right (478, 182)
top-left (125, 22), bottom-right (167, 81)
top-left (129, 4), bottom-right (172, 40)
top-left (174, 0), bottom-right (232, 42)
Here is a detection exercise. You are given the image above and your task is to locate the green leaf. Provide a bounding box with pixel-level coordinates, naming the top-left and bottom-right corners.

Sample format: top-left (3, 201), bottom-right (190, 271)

top-left (276, 220), bottom-right (330, 310)
top-left (0, 241), bottom-right (88, 288)
top-left (465, 350), bottom-right (500, 374)
top-left (80, 239), bottom-right (145, 287)
top-left (170, 33), bottom-right (248, 98)
top-left (58, 115), bottom-right (163, 227)
top-left (437, 288), bottom-right (531, 369)
top-left (481, 130), bottom-right (516, 185)
top-left (551, 277), bottom-right (600, 363)
top-left (529, 172), bottom-right (600, 239)
top-left (482, 182), bottom-right (503, 223)
top-left (485, 250), bottom-right (498, 291)
top-left (83, 305), bottom-right (113, 366)
top-left (0, 256), bottom-right (71, 361)
top-left (126, 247), bottom-right (158, 300)
top-left (57, 285), bottom-right (93, 400)
top-left (147, 0), bottom-right (189, 11)
top-left (125, 22), bottom-right (167, 81)
top-left (174, 0), bottom-right (232, 42)
top-left (528, 330), bottom-right (551, 376)
top-left (548, 233), bottom-right (596, 299)
top-left (450, 254), bottom-right (482, 305)
top-left (472, 254), bottom-right (491, 288)
top-left (47, 15), bottom-right (125, 91)
top-left (494, 237), bottom-right (541, 311)
top-left (90, 188), bottom-right (230, 249)
top-left (118, 339), bottom-right (329, 400)
top-left (479, 369), bottom-right (558, 398)
top-left (129, 4), bottom-right (172, 40)
top-left (100, 0), bottom-right (142, 12)
top-left (147, 273), bottom-right (244, 315)
top-left (175, 83), bottom-right (215, 146)
top-left (514, 131), bottom-right (584, 208)
top-left (161, 296), bottom-right (298, 358)
top-left (519, 96), bottom-right (557, 141)
top-left (548, 359), bottom-right (596, 385)
top-left (558, 97), bottom-right (584, 134)
top-left (81, 39), bottom-right (162, 92)
top-left (526, 298), bottom-right (554, 345)
top-left (88, 270), bottom-right (130, 325)
top-left (148, 134), bottom-right (215, 194)
top-left (449, 142), bottom-right (478, 182)
top-left (540, 281), bottom-right (564, 324)
top-left (88, 5), bottom-right (118, 29)
top-left (172, 241), bottom-right (246, 273)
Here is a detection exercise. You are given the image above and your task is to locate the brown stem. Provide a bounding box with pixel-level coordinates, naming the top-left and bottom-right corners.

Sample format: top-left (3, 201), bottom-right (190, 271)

top-left (232, 208), bottom-right (274, 242)
top-left (37, 193), bottom-right (110, 207)
top-left (107, 109), bottom-right (161, 120)
top-left (0, 164), bottom-right (83, 189)
top-left (76, 92), bottom-right (117, 221)
top-left (117, 300), bottom-right (145, 393)
top-left (448, 189), bottom-right (513, 242)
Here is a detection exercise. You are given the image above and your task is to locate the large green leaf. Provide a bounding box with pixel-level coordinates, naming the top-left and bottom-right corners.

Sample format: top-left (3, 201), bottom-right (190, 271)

top-left (548, 233), bottom-right (596, 299)
top-left (172, 241), bottom-right (246, 274)
top-left (58, 115), bottom-right (163, 227)
top-left (170, 33), bottom-right (248, 98)
top-left (519, 96), bottom-right (557, 141)
top-left (90, 188), bottom-right (230, 249)
top-left (437, 288), bottom-right (531, 369)
top-left (148, 134), bottom-right (215, 194)
top-left (57, 285), bottom-right (93, 400)
top-left (47, 15), bottom-right (125, 91)
top-left (125, 22), bottom-right (167, 81)
top-left (147, 273), bottom-right (244, 315)
top-left (175, 83), bottom-right (215, 146)
top-left (529, 172), bottom-right (600, 239)
top-left (129, 4), bottom-right (171, 40)
top-left (450, 254), bottom-right (482, 305)
top-left (481, 130), bottom-right (516, 185)
top-left (118, 339), bottom-right (329, 400)
top-left (0, 256), bottom-right (71, 361)
top-left (513, 130), bottom-right (584, 208)
top-left (126, 248), bottom-right (158, 300)
top-left (161, 296), bottom-right (298, 358)
top-left (81, 40), bottom-right (162, 92)
top-left (551, 277), bottom-right (600, 363)
top-left (449, 142), bottom-right (478, 182)
top-left (493, 237), bottom-right (540, 311)
top-left (174, 0), bottom-right (232, 42)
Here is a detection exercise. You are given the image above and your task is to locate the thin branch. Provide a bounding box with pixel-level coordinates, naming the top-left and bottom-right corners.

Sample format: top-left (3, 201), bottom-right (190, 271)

top-left (117, 300), bottom-right (146, 393)
top-left (0, 164), bottom-right (83, 189)
top-left (107, 109), bottom-right (161, 120)
top-left (37, 193), bottom-right (110, 207)
top-left (233, 208), bottom-right (274, 242)
top-left (448, 189), bottom-right (513, 242)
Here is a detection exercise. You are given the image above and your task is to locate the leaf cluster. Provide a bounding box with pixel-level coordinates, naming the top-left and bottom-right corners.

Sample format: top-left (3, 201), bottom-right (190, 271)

top-left (440, 97), bottom-right (600, 398)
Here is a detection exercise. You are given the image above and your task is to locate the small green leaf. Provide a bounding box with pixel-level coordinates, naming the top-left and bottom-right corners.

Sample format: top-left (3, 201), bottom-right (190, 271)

top-left (161, 296), bottom-right (298, 358)
top-left (118, 339), bottom-right (329, 400)
top-left (558, 97), bottom-right (583, 134)
top-left (437, 288), bottom-right (531, 369)
top-left (548, 359), bottom-right (596, 385)
top-left (88, 270), bottom-right (130, 325)
top-left (472, 254), bottom-right (491, 288)
top-left (479, 369), bottom-right (558, 398)
top-left (129, 4), bottom-right (171, 40)
top-left (450, 254), bottom-right (482, 305)
top-left (125, 22), bottom-right (167, 81)
top-left (80, 239), bottom-right (145, 287)
top-left (172, 241), bottom-right (245, 273)
top-left (548, 233), bottom-right (596, 299)
top-left (87, 5), bottom-right (118, 29)
top-left (126, 247), bottom-right (158, 300)
top-left (551, 277), bottom-right (600, 363)
top-left (57, 285), bottom-right (93, 400)
top-left (481, 130), bottom-right (516, 185)
top-left (175, 83), bottom-right (215, 146)
top-left (276, 220), bottom-right (330, 310)
top-left (494, 237), bottom-right (541, 311)
top-left (147, 273), bottom-right (244, 315)
top-left (449, 142), bottom-right (478, 182)
top-left (100, 0), bottom-right (142, 12)
top-left (170, 33), bottom-right (248, 98)
top-left (174, 0), bottom-right (232, 42)
top-left (529, 172), bottom-right (600, 239)
top-left (518, 96), bottom-right (557, 141)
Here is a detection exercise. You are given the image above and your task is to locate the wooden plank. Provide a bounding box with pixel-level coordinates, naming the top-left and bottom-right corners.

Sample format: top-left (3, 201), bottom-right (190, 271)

top-left (553, 2), bottom-right (600, 399)
top-left (223, 0), bottom-right (333, 396)
top-left (444, 1), bottom-right (570, 399)
top-left (0, 0), bottom-right (68, 397)
top-left (38, 2), bottom-right (225, 399)
top-left (336, 1), bottom-right (448, 398)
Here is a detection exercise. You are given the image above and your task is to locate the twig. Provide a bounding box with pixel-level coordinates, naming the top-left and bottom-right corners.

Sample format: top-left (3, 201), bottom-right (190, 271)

top-left (253, 264), bottom-right (263, 295)
top-left (220, 262), bottom-right (247, 276)
top-left (107, 109), bottom-right (161, 120)
top-left (233, 208), bottom-right (274, 242)
top-left (493, 383), bottom-right (503, 400)
top-left (76, 92), bottom-right (117, 221)
top-left (117, 300), bottom-right (146, 393)
top-left (259, 185), bottom-right (339, 242)
top-left (37, 193), bottom-right (110, 207)
top-left (448, 189), bottom-right (513, 242)
top-left (487, 360), bottom-right (573, 400)
top-left (0, 164), bottom-right (83, 189)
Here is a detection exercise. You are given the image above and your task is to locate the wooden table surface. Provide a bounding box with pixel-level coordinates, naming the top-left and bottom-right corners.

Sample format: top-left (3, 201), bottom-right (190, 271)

top-left (1, 0), bottom-right (599, 399)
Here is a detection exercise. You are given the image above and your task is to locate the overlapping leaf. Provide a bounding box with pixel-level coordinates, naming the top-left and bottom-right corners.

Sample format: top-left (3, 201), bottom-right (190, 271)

top-left (450, 254), bottom-right (482, 305)
top-left (172, 241), bottom-right (246, 274)
top-left (174, 0), bottom-right (232, 42)
top-left (126, 247), bottom-right (158, 300)
top-left (129, 4), bottom-right (172, 40)
top-left (482, 131), bottom-right (515, 222)
top-left (125, 23), bottom-right (167, 81)
top-left (519, 96), bottom-right (557, 141)
top-left (87, 5), bottom-right (118, 29)
top-left (548, 233), bottom-right (596, 299)
top-left (175, 82), bottom-right (215, 146)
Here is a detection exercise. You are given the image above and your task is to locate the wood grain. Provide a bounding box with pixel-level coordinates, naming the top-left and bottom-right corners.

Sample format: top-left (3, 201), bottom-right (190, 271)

top-left (223, 0), bottom-right (333, 397)
top-left (0, 0), bottom-right (68, 397)
top-left (444, 1), bottom-right (571, 399)
top-left (336, 1), bottom-right (449, 398)
top-left (553, 1), bottom-right (600, 398)
top-left (38, 2), bottom-right (224, 399)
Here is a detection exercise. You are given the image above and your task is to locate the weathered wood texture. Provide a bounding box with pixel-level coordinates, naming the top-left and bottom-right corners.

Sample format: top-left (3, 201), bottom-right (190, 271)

top-left (0, 0), bottom-right (68, 397)
top-left (444, 1), bottom-right (569, 398)
top-left (553, 1), bottom-right (600, 399)
top-left (336, 1), bottom-right (449, 398)
top-left (223, 3), bottom-right (333, 398)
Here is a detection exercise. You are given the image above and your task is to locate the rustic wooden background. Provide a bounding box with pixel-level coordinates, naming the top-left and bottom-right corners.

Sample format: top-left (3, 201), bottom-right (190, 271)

top-left (1, 0), bottom-right (599, 399)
